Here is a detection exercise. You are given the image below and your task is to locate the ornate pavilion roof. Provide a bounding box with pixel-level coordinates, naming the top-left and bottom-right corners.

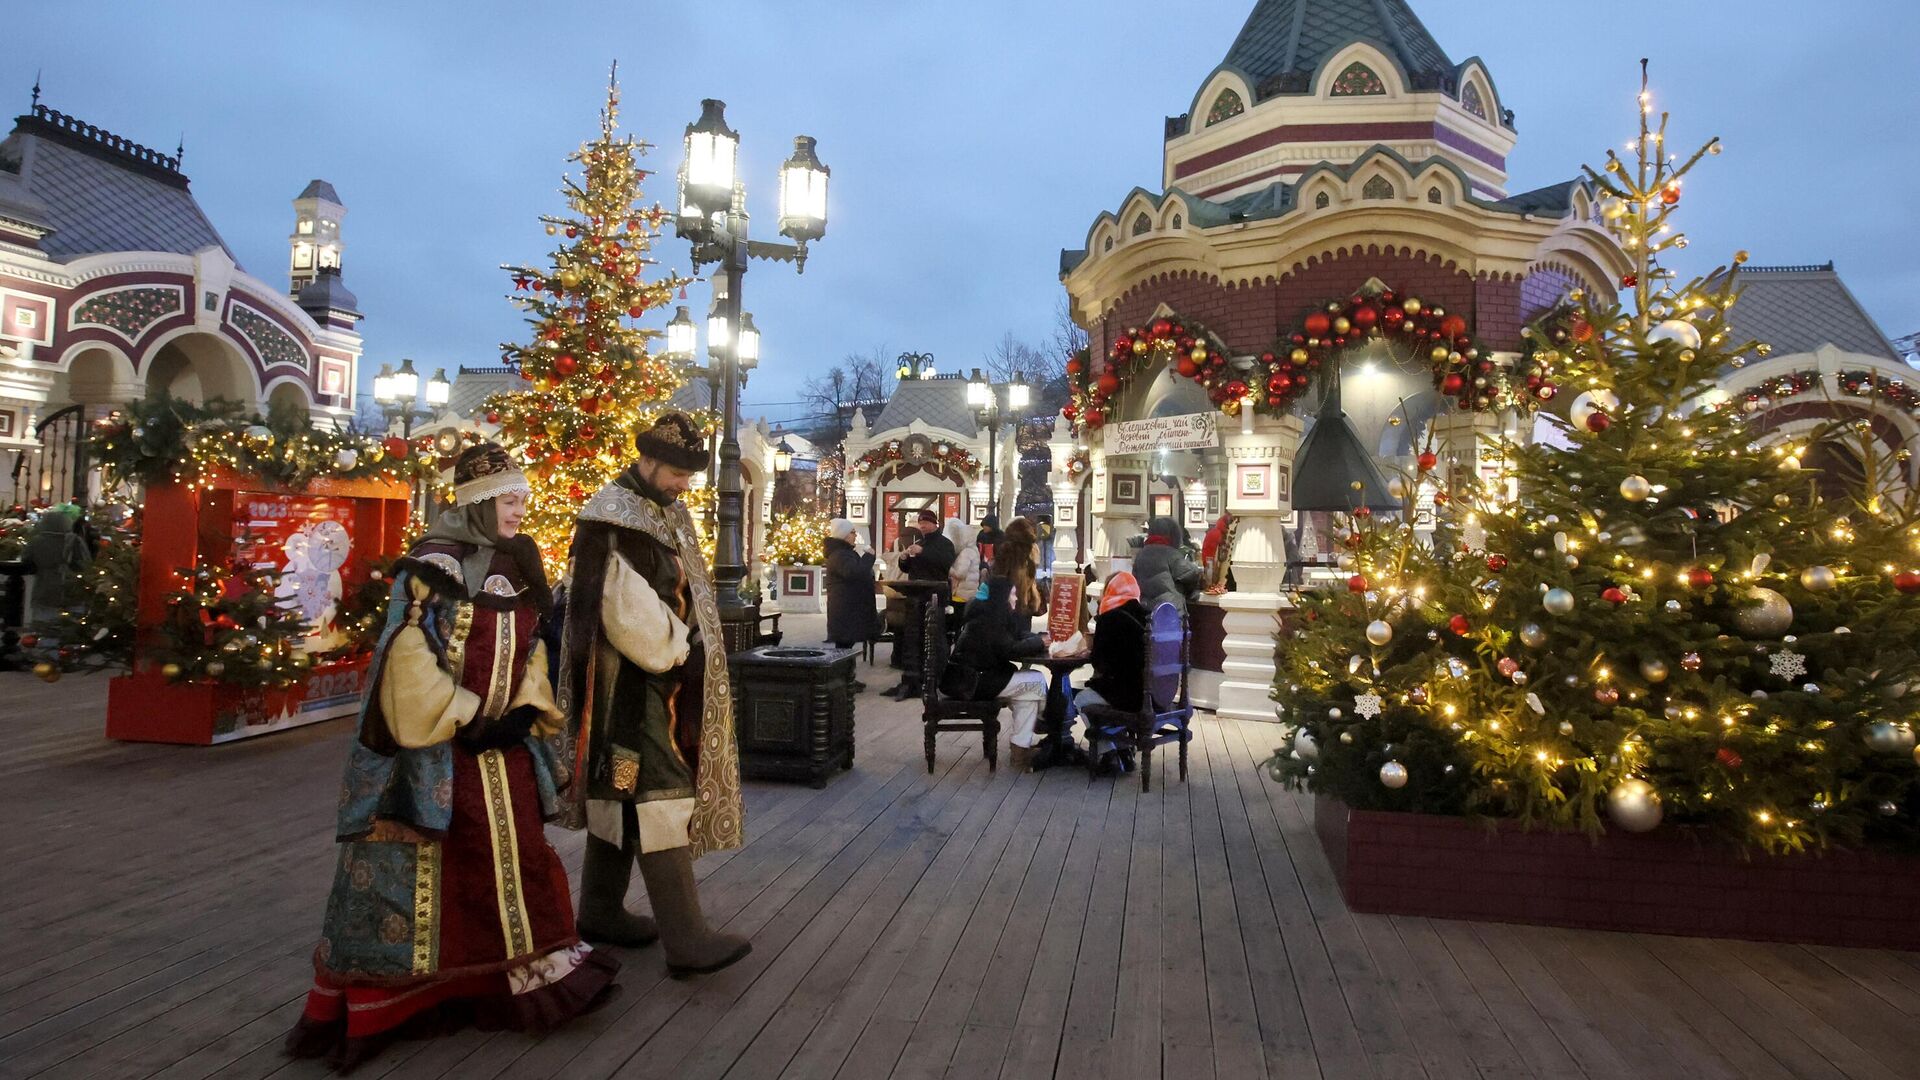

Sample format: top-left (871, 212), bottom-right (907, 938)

top-left (1223, 0), bottom-right (1454, 100)
top-left (0, 105), bottom-right (234, 263)
top-left (1719, 263), bottom-right (1900, 362)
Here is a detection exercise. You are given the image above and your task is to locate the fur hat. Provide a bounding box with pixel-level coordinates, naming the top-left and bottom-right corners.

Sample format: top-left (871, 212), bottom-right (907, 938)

top-left (634, 411), bottom-right (710, 472)
top-left (451, 443), bottom-right (529, 507)
top-left (916, 508), bottom-right (939, 525)
top-left (827, 517), bottom-right (857, 542)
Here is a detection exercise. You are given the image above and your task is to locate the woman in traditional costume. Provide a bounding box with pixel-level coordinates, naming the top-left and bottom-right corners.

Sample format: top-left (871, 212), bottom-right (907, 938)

top-left (285, 444), bottom-right (617, 1071)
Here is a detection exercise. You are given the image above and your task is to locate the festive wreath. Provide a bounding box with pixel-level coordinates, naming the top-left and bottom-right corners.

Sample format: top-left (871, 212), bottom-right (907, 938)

top-left (853, 439), bottom-right (980, 479)
top-left (1066, 286), bottom-right (1553, 432)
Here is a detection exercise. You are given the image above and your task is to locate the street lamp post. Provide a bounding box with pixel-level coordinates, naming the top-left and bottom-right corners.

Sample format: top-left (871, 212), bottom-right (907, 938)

top-left (896, 351), bottom-right (936, 381)
top-left (967, 368), bottom-right (1030, 521)
top-left (670, 99), bottom-right (829, 652)
top-left (372, 357), bottom-right (451, 439)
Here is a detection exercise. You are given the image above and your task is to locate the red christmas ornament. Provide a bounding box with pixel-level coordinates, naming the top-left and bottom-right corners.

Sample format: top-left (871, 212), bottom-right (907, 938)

top-left (1894, 570), bottom-right (1920, 594)
top-left (579, 396), bottom-right (600, 414)
top-left (1151, 318), bottom-right (1173, 338)
top-left (564, 225), bottom-right (577, 238)
top-left (1621, 273), bottom-right (1638, 288)
top-left (1686, 566), bottom-right (1715, 590)
top-left (1065, 357), bottom-right (1082, 376)
top-left (1097, 372), bottom-right (1120, 395)
top-left (1660, 186), bottom-right (1681, 206)
top-left (569, 484), bottom-right (586, 501)
top-left (1485, 553), bottom-right (1508, 572)
top-left (578, 424), bottom-right (597, 441)
top-left (1441, 373), bottom-right (1465, 394)
top-left (554, 354), bottom-right (579, 377)
top-left (1303, 312), bottom-right (1332, 337)
top-left (1448, 614), bottom-right (1471, 635)
top-left (383, 436), bottom-right (410, 460)
top-left (1602, 586), bottom-right (1627, 605)
top-left (1350, 305), bottom-right (1379, 332)
top-left (1417, 451), bottom-right (1438, 473)
top-left (628, 305), bottom-right (644, 318)
top-left (1176, 357), bottom-right (1199, 378)
top-left (1438, 314), bottom-right (1468, 339)
top-left (1347, 574), bottom-right (1368, 593)
top-left (1594, 687), bottom-right (1620, 705)
top-left (18, 633), bottom-right (37, 648)
top-left (1715, 746), bottom-right (1743, 769)
top-left (1585, 411), bottom-right (1612, 433)
top-left (1354, 507), bottom-right (1373, 519)
top-left (485, 411), bottom-right (500, 424)
top-left (1570, 319), bottom-right (1594, 343)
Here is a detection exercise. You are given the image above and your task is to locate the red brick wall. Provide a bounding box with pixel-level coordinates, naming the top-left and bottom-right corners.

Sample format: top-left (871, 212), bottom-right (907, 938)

top-left (1091, 246), bottom-right (1532, 371)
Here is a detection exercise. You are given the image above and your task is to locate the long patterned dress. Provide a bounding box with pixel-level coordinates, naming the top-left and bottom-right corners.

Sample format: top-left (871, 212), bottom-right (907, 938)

top-left (288, 540), bottom-right (616, 1053)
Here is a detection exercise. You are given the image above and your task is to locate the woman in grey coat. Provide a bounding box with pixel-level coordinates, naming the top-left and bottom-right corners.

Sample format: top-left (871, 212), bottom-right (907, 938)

top-left (1130, 516), bottom-right (1202, 614)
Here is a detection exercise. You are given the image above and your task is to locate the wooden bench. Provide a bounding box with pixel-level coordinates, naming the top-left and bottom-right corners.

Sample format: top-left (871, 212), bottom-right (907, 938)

top-left (1079, 602), bottom-right (1192, 792)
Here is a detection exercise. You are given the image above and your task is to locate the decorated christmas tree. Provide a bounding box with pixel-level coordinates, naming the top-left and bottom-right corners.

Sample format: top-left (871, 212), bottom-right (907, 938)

top-left (765, 508), bottom-right (830, 567)
top-left (1269, 66), bottom-right (1920, 852)
top-left (486, 67), bottom-right (690, 572)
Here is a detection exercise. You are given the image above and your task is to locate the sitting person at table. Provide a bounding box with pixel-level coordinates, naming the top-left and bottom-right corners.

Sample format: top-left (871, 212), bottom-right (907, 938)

top-left (940, 576), bottom-right (1048, 769)
top-left (1075, 570), bottom-right (1150, 774)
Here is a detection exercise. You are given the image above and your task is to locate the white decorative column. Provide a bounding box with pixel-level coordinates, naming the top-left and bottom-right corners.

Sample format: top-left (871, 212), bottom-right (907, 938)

top-left (1214, 590), bottom-right (1292, 723)
top-left (1045, 415), bottom-right (1079, 571)
top-left (1184, 477), bottom-right (1208, 546)
top-left (1219, 411), bottom-right (1305, 593)
top-left (1196, 409), bottom-right (1306, 723)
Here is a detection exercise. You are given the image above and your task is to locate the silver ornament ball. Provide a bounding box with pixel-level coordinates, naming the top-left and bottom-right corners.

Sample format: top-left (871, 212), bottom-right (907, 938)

top-left (1619, 474), bottom-right (1653, 501)
top-left (1607, 778), bottom-right (1664, 832)
top-left (1294, 730), bottom-right (1320, 762)
top-left (1366, 620), bottom-right (1393, 646)
top-left (1379, 761), bottom-right (1409, 789)
top-left (1640, 658), bottom-right (1669, 683)
top-left (1864, 722), bottom-right (1916, 755)
top-left (1732, 587), bottom-right (1793, 638)
top-left (1518, 622), bottom-right (1548, 648)
top-left (1543, 588), bottom-right (1576, 615)
top-left (1799, 565), bottom-right (1837, 591)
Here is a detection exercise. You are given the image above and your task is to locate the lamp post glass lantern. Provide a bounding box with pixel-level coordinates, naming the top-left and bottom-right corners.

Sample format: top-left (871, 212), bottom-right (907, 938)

top-left (373, 357), bottom-right (449, 440)
top-left (898, 350), bottom-right (935, 381)
top-left (673, 96), bottom-right (831, 652)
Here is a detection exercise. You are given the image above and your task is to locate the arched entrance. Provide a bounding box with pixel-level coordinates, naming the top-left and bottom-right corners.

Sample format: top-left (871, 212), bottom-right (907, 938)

top-left (142, 331), bottom-right (256, 404)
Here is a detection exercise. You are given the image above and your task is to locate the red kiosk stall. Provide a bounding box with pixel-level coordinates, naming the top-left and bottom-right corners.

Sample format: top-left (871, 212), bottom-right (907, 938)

top-left (106, 470), bottom-right (411, 744)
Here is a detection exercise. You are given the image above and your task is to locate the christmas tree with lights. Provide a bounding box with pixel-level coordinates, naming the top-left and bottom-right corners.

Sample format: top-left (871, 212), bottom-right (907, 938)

top-left (1270, 65), bottom-right (1920, 852)
top-left (486, 67), bottom-right (691, 572)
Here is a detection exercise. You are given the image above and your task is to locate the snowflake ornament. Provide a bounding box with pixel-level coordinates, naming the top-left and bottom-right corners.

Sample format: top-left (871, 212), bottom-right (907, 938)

top-left (1769, 650), bottom-right (1807, 680)
top-left (1354, 692), bottom-right (1384, 720)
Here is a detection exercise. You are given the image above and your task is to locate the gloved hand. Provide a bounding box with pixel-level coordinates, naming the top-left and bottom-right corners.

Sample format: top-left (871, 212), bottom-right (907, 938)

top-left (458, 704), bottom-right (543, 751)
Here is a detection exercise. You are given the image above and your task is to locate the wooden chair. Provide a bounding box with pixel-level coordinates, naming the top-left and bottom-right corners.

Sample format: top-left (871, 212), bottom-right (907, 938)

top-left (1079, 603), bottom-right (1192, 792)
top-left (917, 594), bottom-right (1003, 774)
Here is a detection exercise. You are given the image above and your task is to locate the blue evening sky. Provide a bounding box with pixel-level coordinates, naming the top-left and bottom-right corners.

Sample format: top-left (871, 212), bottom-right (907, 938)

top-left (21, 1), bottom-right (1918, 425)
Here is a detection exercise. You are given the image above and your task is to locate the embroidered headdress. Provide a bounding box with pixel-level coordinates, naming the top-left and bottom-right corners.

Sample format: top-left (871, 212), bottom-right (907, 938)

top-left (633, 411), bottom-right (710, 472)
top-left (452, 443), bottom-right (529, 507)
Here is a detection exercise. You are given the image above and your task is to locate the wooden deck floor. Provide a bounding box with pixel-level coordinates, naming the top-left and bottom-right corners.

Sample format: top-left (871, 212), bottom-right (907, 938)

top-left (3, 658), bottom-right (1917, 1079)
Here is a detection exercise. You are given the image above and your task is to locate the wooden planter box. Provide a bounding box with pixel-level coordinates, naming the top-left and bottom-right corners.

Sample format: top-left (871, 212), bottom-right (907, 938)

top-left (1315, 795), bottom-right (1920, 951)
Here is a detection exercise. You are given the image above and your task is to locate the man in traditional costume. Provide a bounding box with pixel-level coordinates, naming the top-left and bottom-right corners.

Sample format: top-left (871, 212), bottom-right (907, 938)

top-left (287, 444), bottom-right (617, 1073)
top-left (560, 412), bottom-right (750, 977)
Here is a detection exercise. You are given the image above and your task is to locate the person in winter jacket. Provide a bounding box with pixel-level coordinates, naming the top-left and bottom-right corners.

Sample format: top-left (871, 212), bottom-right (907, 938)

top-left (23, 505), bottom-right (91, 626)
top-left (974, 514), bottom-right (1001, 568)
top-left (940, 576), bottom-right (1048, 769)
top-left (944, 518), bottom-right (980, 607)
top-left (823, 518), bottom-right (878, 690)
top-left (1074, 571), bottom-right (1151, 773)
top-left (1131, 515), bottom-right (1203, 614)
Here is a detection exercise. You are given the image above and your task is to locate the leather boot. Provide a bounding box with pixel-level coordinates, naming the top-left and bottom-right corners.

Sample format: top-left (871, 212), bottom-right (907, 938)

top-left (636, 846), bottom-right (751, 978)
top-left (576, 834), bottom-right (658, 947)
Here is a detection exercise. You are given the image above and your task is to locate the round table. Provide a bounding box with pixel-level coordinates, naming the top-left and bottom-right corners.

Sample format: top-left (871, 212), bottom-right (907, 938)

top-left (1029, 653), bottom-right (1091, 770)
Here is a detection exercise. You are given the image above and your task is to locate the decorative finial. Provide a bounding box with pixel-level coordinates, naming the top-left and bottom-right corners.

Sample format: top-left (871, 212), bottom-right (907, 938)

top-left (175, 133), bottom-right (185, 165)
top-left (30, 70), bottom-right (40, 109)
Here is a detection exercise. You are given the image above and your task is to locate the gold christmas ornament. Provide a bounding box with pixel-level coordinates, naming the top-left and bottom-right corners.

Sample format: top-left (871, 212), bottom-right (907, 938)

top-left (1607, 778), bottom-right (1663, 832)
top-left (33, 661), bottom-right (59, 683)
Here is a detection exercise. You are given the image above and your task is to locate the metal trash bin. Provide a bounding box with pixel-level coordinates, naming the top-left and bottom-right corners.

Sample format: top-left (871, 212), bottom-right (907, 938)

top-left (730, 644), bottom-right (856, 788)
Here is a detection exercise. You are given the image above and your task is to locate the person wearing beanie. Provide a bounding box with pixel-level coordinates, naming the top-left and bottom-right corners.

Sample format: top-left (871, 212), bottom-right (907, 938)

top-left (943, 517), bottom-right (980, 608)
top-left (287, 444), bottom-right (616, 1071)
top-left (559, 412), bottom-right (750, 978)
top-left (823, 516), bottom-right (878, 684)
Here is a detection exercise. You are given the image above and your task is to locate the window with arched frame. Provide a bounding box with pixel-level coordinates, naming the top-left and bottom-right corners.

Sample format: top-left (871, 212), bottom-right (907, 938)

top-left (1362, 175), bottom-right (1395, 200)
top-left (1131, 213), bottom-right (1152, 236)
top-left (1461, 81), bottom-right (1489, 120)
top-left (1103, 236), bottom-right (1114, 252)
top-left (1427, 186), bottom-right (1443, 204)
top-left (1330, 62), bottom-right (1386, 97)
top-left (1314, 191), bottom-right (1331, 209)
top-left (1205, 88), bottom-right (1245, 126)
